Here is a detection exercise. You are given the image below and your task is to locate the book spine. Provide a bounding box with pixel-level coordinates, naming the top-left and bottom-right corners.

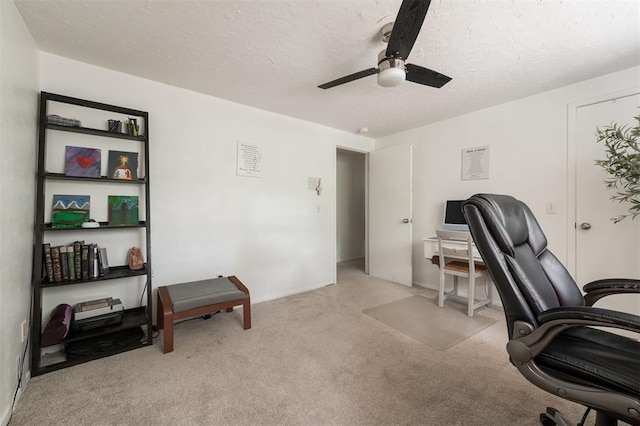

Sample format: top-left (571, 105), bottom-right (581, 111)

top-left (98, 247), bottom-right (109, 276)
top-left (51, 246), bottom-right (62, 283)
top-left (59, 246), bottom-right (69, 281)
top-left (81, 245), bottom-right (89, 280)
top-left (43, 243), bottom-right (54, 282)
top-left (74, 241), bottom-right (82, 280)
top-left (67, 245), bottom-right (76, 281)
top-left (88, 244), bottom-right (95, 279)
top-left (92, 245), bottom-right (99, 278)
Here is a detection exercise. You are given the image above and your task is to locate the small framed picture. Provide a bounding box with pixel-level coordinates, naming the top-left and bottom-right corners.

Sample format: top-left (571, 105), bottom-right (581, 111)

top-left (108, 150), bottom-right (138, 180)
top-left (108, 195), bottom-right (139, 226)
top-left (65, 146), bottom-right (101, 178)
top-left (52, 195), bottom-right (90, 228)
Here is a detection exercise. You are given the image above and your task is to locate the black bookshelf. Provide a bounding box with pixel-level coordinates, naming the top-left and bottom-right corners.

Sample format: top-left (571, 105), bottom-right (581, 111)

top-left (30, 92), bottom-right (153, 376)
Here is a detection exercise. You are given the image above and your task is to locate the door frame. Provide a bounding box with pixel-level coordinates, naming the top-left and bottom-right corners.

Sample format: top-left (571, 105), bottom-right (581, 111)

top-left (335, 146), bottom-right (370, 275)
top-left (566, 86), bottom-right (640, 278)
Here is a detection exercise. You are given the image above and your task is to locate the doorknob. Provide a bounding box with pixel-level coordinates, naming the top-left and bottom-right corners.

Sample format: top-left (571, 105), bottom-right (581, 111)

top-left (402, 218), bottom-right (411, 224)
top-left (580, 222), bottom-right (592, 230)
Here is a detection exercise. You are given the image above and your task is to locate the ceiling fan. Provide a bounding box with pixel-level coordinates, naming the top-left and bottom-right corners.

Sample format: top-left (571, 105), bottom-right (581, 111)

top-left (318, 0), bottom-right (451, 90)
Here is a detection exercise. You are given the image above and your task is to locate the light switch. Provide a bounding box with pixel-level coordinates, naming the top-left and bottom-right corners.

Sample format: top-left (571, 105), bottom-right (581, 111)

top-left (308, 177), bottom-right (320, 190)
top-left (546, 202), bottom-right (557, 214)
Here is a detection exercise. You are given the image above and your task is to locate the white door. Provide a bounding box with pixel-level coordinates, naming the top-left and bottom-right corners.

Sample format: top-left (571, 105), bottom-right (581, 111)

top-left (369, 144), bottom-right (413, 286)
top-left (575, 93), bottom-right (640, 314)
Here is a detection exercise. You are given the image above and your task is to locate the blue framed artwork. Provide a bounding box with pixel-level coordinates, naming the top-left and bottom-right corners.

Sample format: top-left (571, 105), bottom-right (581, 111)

top-left (51, 195), bottom-right (90, 228)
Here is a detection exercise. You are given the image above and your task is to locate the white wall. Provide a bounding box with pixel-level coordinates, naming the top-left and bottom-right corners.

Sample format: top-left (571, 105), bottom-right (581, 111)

top-left (375, 66), bottom-right (640, 295)
top-left (39, 53), bottom-right (374, 317)
top-left (0, 1), bottom-right (39, 424)
top-left (336, 149), bottom-right (366, 262)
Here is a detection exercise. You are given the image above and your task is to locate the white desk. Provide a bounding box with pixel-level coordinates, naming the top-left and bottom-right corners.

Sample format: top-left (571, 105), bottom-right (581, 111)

top-left (422, 236), bottom-right (483, 264)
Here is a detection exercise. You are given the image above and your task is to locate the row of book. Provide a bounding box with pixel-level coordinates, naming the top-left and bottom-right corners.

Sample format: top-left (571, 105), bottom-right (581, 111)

top-left (43, 242), bottom-right (109, 283)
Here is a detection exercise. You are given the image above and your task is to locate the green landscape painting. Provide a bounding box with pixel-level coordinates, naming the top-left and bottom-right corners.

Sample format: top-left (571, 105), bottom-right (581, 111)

top-left (51, 195), bottom-right (90, 228)
top-left (108, 195), bottom-right (139, 226)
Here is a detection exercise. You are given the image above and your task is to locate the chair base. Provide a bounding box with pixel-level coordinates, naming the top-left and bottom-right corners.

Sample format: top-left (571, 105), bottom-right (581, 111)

top-left (540, 407), bottom-right (573, 426)
top-left (540, 407), bottom-right (622, 426)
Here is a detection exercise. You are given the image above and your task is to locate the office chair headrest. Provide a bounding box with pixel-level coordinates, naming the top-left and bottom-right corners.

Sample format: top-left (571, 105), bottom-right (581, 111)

top-left (464, 194), bottom-right (547, 258)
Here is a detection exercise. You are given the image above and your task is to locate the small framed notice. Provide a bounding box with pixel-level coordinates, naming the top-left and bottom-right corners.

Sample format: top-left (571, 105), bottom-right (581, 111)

top-left (237, 141), bottom-right (262, 178)
top-left (461, 145), bottom-right (490, 180)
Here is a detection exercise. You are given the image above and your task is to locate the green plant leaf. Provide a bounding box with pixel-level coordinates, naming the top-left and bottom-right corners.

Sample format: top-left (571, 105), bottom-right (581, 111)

top-left (595, 115), bottom-right (640, 222)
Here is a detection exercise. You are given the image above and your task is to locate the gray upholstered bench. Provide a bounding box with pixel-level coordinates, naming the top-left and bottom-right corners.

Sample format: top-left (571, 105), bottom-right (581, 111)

top-left (156, 275), bottom-right (251, 353)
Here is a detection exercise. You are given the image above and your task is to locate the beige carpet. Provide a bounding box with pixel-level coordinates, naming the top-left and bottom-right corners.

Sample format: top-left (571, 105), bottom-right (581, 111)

top-left (9, 258), bottom-right (588, 426)
top-left (363, 295), bottom-right (496, 351)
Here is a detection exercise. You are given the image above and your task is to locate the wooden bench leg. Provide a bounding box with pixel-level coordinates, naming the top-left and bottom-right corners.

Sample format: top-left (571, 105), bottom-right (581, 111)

top-left (163, 318), bottom-right (174, 354)
top-left (156, 289), bottom-right (164, 330)
top-left (228, 275), bottom-right (252, 330)
top-left (157, 286), bottom-right (175, 354)
top-left (243, 298), bottom-right (251, 330)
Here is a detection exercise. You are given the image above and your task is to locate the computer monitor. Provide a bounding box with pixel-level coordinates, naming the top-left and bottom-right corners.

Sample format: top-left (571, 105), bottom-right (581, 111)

top-left (442, 200), bottom-right (469, 232)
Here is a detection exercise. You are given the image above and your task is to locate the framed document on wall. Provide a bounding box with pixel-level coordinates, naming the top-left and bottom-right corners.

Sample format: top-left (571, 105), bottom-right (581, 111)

top-left (462, 145), bottom-right (490, 180)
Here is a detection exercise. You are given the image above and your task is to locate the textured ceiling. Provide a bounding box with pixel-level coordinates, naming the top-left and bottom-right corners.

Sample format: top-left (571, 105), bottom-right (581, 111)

top-left (15, 0), bottom-right (640, 139)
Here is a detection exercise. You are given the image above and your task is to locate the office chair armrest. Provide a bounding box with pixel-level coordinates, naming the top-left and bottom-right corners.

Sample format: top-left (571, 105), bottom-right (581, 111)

top-left (507, 307), bottom-right (640, 364)
top-left (538, 306), bottom-right (640, 330)
top-left (582, 278), bottom-right (640, 306)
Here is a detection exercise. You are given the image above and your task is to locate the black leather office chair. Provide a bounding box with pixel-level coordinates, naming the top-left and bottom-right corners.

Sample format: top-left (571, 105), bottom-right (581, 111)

top-left (461, 194), bottom-right (640, 426)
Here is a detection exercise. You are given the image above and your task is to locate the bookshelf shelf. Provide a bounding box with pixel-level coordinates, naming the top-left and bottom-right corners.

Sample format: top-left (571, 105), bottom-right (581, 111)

top-left (44, 123), bottom-right (146, 141)
top-left (38, 340), bottom-right (151, 374)
top-left (40, 266), bottom-right (148, 288)
top-left (42, 221), bottom-right (147, 231)
top-left (40, 307), bottom-right (148, 347)
top-left (43, 172), bottom-right (146, 184)
top-left (31, 92), bottom-right (153, 376)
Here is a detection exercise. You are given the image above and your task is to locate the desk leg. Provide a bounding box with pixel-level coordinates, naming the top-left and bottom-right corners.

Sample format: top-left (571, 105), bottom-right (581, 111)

top-left (468, 274), bottom-right (475, 317)
top-left (438, 269), bottom-right (446, 308)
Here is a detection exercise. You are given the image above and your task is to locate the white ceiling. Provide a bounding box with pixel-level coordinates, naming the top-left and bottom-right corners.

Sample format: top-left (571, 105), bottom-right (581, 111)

top-left (15, 0), bottom-right (640, 139)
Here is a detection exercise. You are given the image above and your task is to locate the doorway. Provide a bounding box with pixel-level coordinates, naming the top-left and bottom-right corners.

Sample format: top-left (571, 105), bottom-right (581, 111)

top-left (336, 148), bottom-right (367, 273)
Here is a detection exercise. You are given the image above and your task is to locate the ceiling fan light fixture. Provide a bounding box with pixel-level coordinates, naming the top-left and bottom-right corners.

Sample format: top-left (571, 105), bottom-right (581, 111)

top-left (377, 52), bottom-right (406, 87)
top-left (377, 67), bottom-right (405, 87)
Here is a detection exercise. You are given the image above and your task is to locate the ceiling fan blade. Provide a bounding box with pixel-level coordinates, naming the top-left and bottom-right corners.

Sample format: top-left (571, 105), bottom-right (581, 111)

top-left (405, 63), bottom-right (451, 88)
top-left (318, 68), bottom-right (378, 89)
top-left (386, 0), bottom-right (431, 60)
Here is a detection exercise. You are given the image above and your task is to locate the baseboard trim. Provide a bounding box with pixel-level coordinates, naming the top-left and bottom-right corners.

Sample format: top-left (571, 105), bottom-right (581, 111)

top-left (337, 256), bottom-right (365, 263)
top-left (1, 369), bottom-right (30, 426)
top-left (250, 282), bottom-right (331, 305)
top-left (412, 281), bottom-right (438, 291)
top-left (1, 406), bottom-right (10, 426)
